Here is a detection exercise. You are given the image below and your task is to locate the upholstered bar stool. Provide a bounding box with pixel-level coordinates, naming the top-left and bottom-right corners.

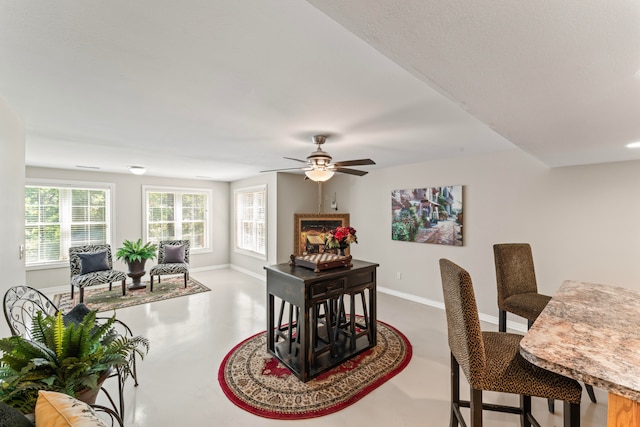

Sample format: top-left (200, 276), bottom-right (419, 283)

top-left (439, 258), bottom-right (582, 427)
top-left (493, 243), bottom-right (552, 332)
top-left (493, 243), bottom-right (597, 407)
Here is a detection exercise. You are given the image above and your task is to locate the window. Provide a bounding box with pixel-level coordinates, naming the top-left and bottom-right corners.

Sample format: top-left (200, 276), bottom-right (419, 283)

top-left (25, 181), bottom-right (113, 267)
top-left (143, 186), bottom-right (211, 251)
top-left (234, 185), bottom-right (266, 257)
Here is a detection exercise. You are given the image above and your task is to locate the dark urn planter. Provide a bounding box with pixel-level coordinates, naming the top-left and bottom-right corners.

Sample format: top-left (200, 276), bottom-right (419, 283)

top-left (126, 259), bottom-right (147, 290)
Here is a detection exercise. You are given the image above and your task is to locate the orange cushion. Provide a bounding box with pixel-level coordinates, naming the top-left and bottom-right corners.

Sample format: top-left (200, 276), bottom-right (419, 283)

top-left (35, 391), bottom-right (107, 427)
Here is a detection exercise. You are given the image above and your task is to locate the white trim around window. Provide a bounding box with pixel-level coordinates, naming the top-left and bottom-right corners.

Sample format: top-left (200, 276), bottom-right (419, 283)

top-left (234, 184), bottom-right (267, 260)
top-left (25, 178), bottom-right (116, 270)
top-left (142, 185), bottom-right (213, 254)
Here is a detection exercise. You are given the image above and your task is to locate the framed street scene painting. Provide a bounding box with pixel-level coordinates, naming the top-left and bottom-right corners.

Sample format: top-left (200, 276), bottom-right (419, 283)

top-left (391, 186), bottom-right (463, 246)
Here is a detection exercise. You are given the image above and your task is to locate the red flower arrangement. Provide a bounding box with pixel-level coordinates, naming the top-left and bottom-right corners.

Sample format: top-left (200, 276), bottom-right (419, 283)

top-left (325, 226), bottom-right (358, 248)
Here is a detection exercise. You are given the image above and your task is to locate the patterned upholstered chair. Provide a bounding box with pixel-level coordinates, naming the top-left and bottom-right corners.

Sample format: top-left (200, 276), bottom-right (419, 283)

top-left (438, 258), bottom-right (582, 427)
top-left (69, 244), bottom-right (128, 304)
top-left (149, 240), bottom-right (190, 291)
top-left (493, 243), bottom-right (597, 406)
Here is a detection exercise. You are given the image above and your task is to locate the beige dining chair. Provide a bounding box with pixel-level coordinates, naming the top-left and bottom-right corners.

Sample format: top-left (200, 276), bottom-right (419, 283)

top-left (439, 258), bottom-right (582, 427)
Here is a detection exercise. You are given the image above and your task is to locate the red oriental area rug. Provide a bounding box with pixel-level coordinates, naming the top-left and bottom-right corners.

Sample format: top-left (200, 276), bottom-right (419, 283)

top-left (218, 320), bottom-right (412, 419)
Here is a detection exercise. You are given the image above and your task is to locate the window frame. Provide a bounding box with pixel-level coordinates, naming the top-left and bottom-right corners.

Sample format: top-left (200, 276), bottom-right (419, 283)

top-left (25, 178), bottom-right (116, 271)
top-left (142, 185), bottom-right (213, 255)
top-left (233, 184), bottom-right (267, 260)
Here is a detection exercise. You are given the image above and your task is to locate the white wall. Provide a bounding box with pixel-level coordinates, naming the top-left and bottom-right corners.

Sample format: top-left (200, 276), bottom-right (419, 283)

top-left (323, 149), bottom-right (640, 327)
top-left (26, 167), bottom-right (230, 289)
top-left (0, 97), bottom-right (26, 293)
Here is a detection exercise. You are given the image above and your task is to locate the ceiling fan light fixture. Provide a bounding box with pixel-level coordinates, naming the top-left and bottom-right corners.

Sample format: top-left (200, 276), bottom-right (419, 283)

top-left (305, 169), bottom-right (335, 182)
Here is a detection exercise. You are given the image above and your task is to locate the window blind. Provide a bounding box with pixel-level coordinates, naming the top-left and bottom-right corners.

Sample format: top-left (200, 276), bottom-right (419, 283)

top-left (25, 185), bottom-right (110, 266)
top-left (145, 189), bottom-right (209, 249)
top-left (235, 187), bottom-right (266, 255)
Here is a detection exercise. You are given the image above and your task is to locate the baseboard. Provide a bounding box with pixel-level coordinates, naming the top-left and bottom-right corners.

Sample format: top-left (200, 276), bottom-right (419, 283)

top-left (44, 285), bottom-right (69, 297)
top-left (377, 285), bottom-right (528, 333)
top-left (190, 264), bottom-right (230, 273)
top-left (229, 264), bottom-right (266, 282)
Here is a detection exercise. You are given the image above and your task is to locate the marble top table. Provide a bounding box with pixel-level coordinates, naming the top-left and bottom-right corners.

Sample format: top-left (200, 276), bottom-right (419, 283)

top-left (520, 280), bottom-right (640, 426)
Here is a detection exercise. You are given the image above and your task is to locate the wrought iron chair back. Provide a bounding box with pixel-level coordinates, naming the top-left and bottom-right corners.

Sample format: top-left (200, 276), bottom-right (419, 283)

top-left (3, 285), bottom-right (58, 339)
top-left (91, 404), bottom-right (125, 427)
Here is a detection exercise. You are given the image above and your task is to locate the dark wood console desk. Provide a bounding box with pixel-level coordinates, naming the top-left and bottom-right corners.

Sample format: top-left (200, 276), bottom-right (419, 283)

top-left (264, 259), bottom-right (378, 382)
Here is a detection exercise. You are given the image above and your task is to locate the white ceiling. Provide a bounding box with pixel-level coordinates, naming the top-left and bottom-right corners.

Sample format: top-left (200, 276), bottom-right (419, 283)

top-left (1, 1), bottom-right (639, 181)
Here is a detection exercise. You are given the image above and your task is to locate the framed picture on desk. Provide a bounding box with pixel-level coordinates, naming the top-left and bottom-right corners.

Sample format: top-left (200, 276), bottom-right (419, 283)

top-left (294, 213), bottom-right (349, 256)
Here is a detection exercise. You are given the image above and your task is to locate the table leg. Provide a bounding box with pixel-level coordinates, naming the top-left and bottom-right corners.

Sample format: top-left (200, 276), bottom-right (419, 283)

top-left (267, 293), bottom-right (275, 352)
top-left (369, 286), bottom-right (377, 346)
top-left (300, 306), bottom-right (310, 381)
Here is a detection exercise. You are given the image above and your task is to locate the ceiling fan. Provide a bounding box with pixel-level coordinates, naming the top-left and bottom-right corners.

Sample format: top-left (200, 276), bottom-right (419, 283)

top-left (261, 135), bottom-right (375, 182)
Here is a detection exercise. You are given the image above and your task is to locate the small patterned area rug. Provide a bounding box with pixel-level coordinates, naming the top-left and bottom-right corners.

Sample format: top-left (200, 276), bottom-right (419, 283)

top-left (218, 320), bottom-right (412, 419)
top-left (53, 276), bottom-right (211, 313)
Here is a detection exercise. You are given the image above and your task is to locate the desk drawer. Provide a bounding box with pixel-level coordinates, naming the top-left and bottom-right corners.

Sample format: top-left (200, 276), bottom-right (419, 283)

top-left (346, 270), bottom-right (375, 289)
top-left (310, 279), bottom-right (345, 300)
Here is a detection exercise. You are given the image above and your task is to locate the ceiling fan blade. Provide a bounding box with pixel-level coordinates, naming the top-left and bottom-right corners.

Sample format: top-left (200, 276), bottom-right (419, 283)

top-left (260, 167), bottom-right (305, 173)
top-left (283, 157), bottom-right (309, 164)
top-left (333, 159), bottom-right (376, 167)
top-left (334, 167), bottom-right (369, 176)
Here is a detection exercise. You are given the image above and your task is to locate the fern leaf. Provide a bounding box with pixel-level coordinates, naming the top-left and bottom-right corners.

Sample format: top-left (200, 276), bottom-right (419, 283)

top-left (52, 312), bottom-right (65, 358)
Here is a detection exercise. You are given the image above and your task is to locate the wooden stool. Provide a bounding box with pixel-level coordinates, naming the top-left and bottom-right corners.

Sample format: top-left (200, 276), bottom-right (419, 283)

top-left (275, 300), bottom-right (299, 355)
top-left (277, 298), bottom-right (339, 362)
top-left (311, 299), bottom-right (337, 364)
top-left (334, 288), bottom-right (371, 350)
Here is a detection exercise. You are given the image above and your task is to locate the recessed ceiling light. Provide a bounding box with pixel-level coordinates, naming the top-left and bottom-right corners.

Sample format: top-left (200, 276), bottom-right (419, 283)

top-left (129, 166), bottom-right (147, 175)
top-left (626, 141), bottom-right (640, 149)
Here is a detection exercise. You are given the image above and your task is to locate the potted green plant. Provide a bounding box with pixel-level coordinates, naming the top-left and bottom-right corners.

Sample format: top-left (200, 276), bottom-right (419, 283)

top-left (116, 239), bottom-right (158, 289)
top-left (0, 309), bottom-right (149, 414)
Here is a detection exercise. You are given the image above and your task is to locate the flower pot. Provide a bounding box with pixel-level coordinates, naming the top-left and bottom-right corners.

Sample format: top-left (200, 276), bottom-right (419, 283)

top-left (127, 259), bottom-right (147, 290)
top-left (75, 368), bottom-right (112, 406)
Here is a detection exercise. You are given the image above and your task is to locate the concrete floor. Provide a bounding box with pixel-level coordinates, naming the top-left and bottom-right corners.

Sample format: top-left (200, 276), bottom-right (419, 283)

top-left (90, 268), bottom-right (608, 426)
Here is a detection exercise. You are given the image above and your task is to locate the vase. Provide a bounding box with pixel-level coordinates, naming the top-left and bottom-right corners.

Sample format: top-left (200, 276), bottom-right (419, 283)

top-left (338, 243), bottom-right (349, 256)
